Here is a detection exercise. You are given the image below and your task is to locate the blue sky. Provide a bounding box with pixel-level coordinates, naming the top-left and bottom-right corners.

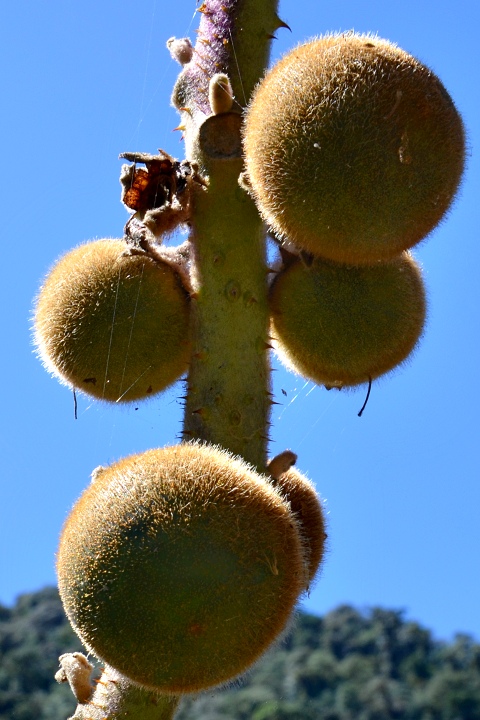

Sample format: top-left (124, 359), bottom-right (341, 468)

top-left (1, 0), bottom-right (479, 644)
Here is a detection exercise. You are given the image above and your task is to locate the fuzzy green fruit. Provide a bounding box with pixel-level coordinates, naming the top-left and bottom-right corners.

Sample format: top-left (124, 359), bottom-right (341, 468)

top-left (34, 239), bottom-right (191, 402)
top-left (243, 34), bottom-right (465, 265)
top-left (57, 443), bottom-right (305, 693)
top-left (269, 253), bottom-right (426, 388)
top-left (271, 467), bottom-right (326, 587)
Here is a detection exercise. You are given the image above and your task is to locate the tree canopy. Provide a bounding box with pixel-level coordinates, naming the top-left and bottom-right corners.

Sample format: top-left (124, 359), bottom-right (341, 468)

top-left (2, 588), bottom-right (480, 720)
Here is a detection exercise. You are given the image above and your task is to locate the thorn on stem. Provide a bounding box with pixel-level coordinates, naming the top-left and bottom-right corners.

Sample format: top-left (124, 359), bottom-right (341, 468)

top-left (274, 17), bottom-right (292, 31)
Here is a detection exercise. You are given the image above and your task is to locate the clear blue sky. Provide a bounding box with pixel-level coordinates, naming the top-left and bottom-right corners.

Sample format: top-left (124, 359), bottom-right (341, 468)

top-left (1, 0), bottom-right (479, 644)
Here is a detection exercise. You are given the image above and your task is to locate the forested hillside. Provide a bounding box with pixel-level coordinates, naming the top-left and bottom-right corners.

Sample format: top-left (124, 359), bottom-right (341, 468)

top-left (2, 588), bottom-right (480, 720)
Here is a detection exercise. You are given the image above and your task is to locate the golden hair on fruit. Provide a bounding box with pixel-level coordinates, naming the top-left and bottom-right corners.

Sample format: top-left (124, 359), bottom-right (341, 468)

top-left (57, 443), bottom-right (305, 693)
top-left (269, 252), bottom-right (426, 388)
top-left (34, 239), bottom-right (191, 402)
top-left (270, 464), bottom-right (326, 587)
top-left (244, 33), bottom-right (465, 265)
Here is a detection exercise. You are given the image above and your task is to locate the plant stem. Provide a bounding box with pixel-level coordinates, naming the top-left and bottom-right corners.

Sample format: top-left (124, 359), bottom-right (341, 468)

top-left (64, 2), bottom-right (288, 717)
top-left (184, 141), bottom-right (270, 470)
top-left (176, 0), bottom-right (283, 470)
top-left (67, 665), bottom-right (180, 720)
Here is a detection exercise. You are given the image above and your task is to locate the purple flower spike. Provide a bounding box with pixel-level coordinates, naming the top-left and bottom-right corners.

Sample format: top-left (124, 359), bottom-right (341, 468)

top-left (172, 0), bottom-right (281, 121)
top-left (176, 1), bottom-right (238, 117)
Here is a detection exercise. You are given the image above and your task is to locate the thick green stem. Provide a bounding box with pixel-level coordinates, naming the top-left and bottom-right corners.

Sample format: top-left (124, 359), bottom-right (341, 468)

top-left (176, 0), bottom-right (281, 470)
top-left (183, 119), bottom-right (270, 470)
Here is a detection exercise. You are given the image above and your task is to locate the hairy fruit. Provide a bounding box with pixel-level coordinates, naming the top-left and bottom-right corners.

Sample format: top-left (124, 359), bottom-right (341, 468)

top-left (57, 443), bottom-right (305, 693)
top-left (243, 34), bottom-right (465, 265)
top-left (271, 467), bottom-right (326, 587)
top-left (34, 239), bottom-right (191, 402)
top-left (269, 253), bottom-right (426, 388)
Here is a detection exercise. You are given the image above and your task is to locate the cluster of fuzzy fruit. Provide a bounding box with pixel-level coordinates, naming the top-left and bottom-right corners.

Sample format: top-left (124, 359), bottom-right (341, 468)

top-left (33, 241), bottom-right (328, 693)
top-left (244, 33), bottom-right (465, 389)
top-left (34, 34), bottom-right (465, 401)
top-left (33, 245), bottom-right (327, 693)
top-left (32, 31), bottom-right (465, 702)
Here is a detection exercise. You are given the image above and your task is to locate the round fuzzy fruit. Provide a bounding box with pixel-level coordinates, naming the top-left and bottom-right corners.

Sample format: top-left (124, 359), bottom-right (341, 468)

top-left (243, 34), bottom-right (465, 265)
top-left (34, 239), bottom-right (191, 402)
top-left (57, 443), bottom-right (305, 693)
top-left (269, 253), bottom-right (426, 388)
top-left (270, 467), bottom-right (326, 587)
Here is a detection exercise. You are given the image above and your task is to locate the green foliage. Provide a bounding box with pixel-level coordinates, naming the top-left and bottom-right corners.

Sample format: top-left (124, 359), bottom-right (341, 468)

top-left (3, 588), bottom-right (480, 720)
top-left (0, 588), bottom-right (83, 720)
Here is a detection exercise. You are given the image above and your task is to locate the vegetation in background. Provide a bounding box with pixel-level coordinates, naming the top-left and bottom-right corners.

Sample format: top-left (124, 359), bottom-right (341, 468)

top-left (2, 588), bottom-right (480, 720)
